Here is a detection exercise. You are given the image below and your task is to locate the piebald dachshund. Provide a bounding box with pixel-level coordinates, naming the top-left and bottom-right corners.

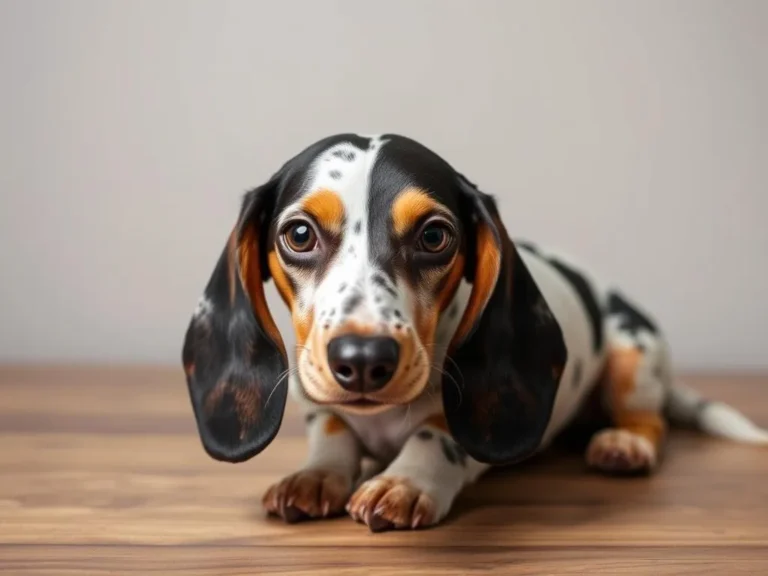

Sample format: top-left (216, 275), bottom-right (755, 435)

top-left (182, 133), bottom-right (767, 532)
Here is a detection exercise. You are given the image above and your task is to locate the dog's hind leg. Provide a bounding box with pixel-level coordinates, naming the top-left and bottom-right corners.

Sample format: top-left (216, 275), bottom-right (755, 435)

top-left (585, 290), bottom-right (670, 474)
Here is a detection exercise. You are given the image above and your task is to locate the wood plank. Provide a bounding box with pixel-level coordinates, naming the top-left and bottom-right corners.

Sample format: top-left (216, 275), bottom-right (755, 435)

top-left (1, 366), bottom-right (767, 574)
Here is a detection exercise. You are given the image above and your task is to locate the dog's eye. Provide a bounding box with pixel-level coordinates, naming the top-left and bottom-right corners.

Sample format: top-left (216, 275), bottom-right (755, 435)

top-left (283, 221), bottom-right (317, 252)
top-left (417, 223), bottom-right (451, 253)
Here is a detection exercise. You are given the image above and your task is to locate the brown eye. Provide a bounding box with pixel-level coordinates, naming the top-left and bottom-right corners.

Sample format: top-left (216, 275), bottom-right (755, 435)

top-left (417, 222), bottom-right (451, 253)
top-left (283, 221), bottom-right (317, 252)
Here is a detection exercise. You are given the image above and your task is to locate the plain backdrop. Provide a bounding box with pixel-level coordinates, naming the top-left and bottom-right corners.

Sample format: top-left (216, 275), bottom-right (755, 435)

top-left (0, 0), bottom-right (766, 371)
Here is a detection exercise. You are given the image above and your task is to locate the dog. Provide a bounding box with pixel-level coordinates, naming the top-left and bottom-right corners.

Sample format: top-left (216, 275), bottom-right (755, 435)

top-left (182, 133), bottom-right (768, 532)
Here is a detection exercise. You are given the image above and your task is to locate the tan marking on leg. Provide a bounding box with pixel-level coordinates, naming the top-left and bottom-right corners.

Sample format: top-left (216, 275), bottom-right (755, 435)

top-left (606, 346), bottom-right (667, 449)
top-left (590, 346), bottom-right (667, 473)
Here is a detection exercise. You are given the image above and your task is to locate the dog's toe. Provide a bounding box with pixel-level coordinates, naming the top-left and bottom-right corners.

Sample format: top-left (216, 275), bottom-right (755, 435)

top-left (262, 469), bottom-right (351, 522)
top-left (586, 428), bottom-right (657, 474)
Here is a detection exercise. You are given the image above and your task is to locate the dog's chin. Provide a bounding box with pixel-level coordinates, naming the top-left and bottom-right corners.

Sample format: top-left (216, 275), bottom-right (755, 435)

top-left (332, 399), bottom-right (394, 415)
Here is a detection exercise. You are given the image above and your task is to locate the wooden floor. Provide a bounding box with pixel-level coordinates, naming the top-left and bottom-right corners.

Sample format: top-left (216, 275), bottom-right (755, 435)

top-left (1, 367), bottom-right (767, 575)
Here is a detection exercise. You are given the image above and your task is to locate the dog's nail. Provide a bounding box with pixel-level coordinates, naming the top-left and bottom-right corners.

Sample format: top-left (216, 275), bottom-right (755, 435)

top-left (322, 501), bottom-right (330, 517)
top-left (412, 513), bottom-right (422, 529)
top-left (283, 505), bottom-right (305, 524)
top-left (286, 496), bottom-right (295, 507)
top-left (368, 512), bottom-right (395, 533)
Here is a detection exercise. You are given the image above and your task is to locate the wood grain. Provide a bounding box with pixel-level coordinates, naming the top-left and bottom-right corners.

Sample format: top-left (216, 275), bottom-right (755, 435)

top-left (1, 366), bottom-right (767, 574)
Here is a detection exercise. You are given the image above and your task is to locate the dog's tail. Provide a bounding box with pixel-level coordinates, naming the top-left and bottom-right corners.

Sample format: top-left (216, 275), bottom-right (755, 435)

top-left (665, 382), bottom-right (768, 445)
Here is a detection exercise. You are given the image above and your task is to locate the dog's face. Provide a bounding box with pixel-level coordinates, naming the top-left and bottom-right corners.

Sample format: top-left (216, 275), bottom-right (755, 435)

top-left (183, 134), bottom-right (567, 466)
top-left (264, 136), bottom-right (469, 414)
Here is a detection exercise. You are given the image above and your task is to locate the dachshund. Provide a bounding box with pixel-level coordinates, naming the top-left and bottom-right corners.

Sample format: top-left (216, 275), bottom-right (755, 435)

top-left (182, 133), bottom-right (768, 532)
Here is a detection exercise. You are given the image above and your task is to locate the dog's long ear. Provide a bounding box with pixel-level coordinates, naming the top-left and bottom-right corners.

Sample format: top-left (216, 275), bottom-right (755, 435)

top-left (181, 177), bottom-right (288, 463)
top-left (443, 176), bottom-right (568, 465)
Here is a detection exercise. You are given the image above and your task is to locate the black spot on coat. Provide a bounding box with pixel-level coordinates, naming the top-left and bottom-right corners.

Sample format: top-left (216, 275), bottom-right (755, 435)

top-left (607, 291), bottom-right (658, 336)
top-left (342, 292), bottom-right (363, 315)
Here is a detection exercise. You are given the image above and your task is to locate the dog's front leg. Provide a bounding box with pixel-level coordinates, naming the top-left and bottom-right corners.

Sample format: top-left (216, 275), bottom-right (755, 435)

top-left (263, 410), bottom-right (361, 522)
top-left (346, 415), bottom-right (490, 532)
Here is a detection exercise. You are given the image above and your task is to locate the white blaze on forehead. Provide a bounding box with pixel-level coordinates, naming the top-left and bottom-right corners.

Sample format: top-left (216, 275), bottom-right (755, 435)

top-left (292, 135), bottom-right (411, 330)
top-left (274, 134), bottom-right (415, 332)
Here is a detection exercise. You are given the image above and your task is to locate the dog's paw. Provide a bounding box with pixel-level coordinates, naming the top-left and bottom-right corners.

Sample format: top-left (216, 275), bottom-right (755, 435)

top-left (346, 476), bottom-right (441, 532)
top-left (586, 428), bottom-right (657, 474)
top-left (262, 469), bottom-right (351, 523)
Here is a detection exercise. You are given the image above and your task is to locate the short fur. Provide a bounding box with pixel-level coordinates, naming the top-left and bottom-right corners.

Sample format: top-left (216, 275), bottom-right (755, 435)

top-left (182, 133), bottom-right (768, 532)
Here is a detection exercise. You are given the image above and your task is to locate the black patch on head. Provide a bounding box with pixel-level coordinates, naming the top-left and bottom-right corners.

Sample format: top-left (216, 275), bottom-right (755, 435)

top-left (329, 170), bottom-right (342, 180)
top-left (572, 359), bottom-right (583, 389)
top-left (342, 292), bottom-right (363, 315)
top-left (353, 220), bottom-right (361, 234)
top-left (367, 135), bottom-right (465, 280)
top-left (417, 429), bottom-right (433, 440)
top-left (607, 291), bottom-right (659, 336)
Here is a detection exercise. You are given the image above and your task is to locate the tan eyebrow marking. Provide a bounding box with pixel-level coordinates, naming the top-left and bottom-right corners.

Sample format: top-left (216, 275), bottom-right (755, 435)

top-left (300, 188), bottom-right (345, 234)
top-left (391, 187), bottom-right (448, 237)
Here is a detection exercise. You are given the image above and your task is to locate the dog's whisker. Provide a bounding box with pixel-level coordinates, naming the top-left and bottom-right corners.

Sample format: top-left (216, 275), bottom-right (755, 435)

top-left (430, 362), bottom-right (463, 407)
top-left (424, 343), bottom-right (466, 391)
top-left (264, 366), bottom-right (299, 409)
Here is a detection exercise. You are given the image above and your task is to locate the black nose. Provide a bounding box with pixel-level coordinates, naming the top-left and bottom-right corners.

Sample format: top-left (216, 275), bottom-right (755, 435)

top-left (327, 335), bottom-right (400, 393)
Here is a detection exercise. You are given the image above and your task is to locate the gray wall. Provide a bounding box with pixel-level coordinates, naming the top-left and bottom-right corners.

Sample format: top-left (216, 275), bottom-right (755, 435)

top-left (1, 0), bottom-right (766, 370)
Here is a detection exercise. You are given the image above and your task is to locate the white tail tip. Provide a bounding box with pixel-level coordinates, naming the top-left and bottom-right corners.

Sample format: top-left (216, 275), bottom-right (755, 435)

top-left (699, 402), bottom-right (768, 445)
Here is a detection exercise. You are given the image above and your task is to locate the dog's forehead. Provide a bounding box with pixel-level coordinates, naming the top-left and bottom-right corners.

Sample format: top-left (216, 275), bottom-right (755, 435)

top-left (271, 134), bottom-right (462, 215)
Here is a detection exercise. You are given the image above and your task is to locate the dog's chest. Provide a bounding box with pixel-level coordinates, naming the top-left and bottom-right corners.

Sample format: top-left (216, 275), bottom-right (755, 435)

top-left (337, 394), bottom-right (443, 462)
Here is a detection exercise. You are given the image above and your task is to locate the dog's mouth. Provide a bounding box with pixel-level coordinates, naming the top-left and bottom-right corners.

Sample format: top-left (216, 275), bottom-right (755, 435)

top-left (339, 398), bottom-right (383, 407)
top-left (332, 397), bottom-right (394, 414)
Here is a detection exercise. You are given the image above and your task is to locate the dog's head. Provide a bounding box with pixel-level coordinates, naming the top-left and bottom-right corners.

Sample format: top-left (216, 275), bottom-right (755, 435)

top-left (182, 134), bottom-right (566, 466)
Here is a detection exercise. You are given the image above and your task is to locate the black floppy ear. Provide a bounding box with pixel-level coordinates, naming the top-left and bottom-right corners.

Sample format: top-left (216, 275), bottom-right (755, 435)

top-left (181, 178), bottom-right (288, 463)
top-left (443, 177), bottom-right (568, 465)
